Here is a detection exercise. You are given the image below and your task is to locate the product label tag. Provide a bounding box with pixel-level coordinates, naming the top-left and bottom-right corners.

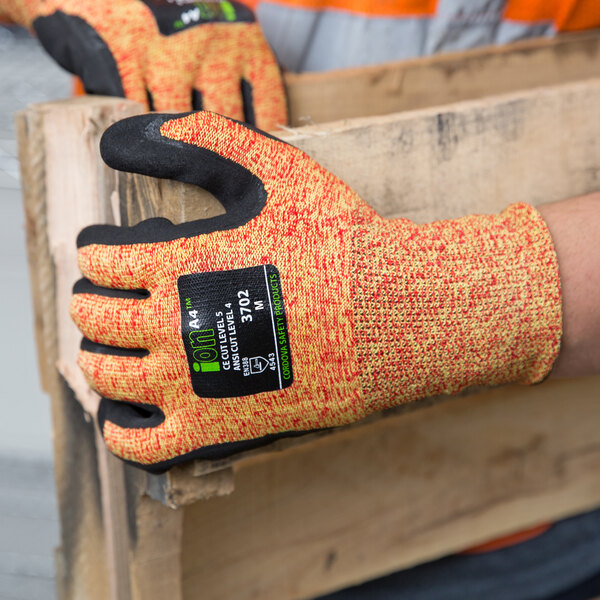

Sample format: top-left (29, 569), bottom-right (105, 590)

top-left (178, 265), bottom-right (293, 398)
top-left (140, 1), bottom-right (254, 36)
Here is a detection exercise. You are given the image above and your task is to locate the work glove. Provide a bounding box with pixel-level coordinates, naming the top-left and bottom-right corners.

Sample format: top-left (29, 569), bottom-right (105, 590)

top-left (70, 111), bottom-right (562, 471)
top-left (1, 0), bottom-right (286, 129)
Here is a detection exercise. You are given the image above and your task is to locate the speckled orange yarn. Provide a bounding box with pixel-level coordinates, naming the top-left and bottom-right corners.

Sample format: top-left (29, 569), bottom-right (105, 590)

top-left (0, 0), bottom-right (41, 25)
top-left (71, 112), bottom-right (562, 466)
top-left (3, 0), bottom-right (286, 129)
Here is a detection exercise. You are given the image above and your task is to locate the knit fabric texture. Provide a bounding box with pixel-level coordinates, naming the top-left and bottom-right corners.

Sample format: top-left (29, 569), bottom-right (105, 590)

top-left (0, 0), bottom-right (41, 25)
top-left (71, 112), bottom-right (562, 467)
top-left (4, 0), bottom-right (286, 129)
top-left (353, 204), bottom-right (562, 414)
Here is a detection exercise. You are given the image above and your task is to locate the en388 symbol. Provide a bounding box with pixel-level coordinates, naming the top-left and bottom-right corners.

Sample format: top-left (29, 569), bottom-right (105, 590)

top-left (189, 329), bottom-right (220, 373)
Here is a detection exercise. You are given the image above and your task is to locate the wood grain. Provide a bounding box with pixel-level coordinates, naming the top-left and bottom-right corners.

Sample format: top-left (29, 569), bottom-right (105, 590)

top-left (16, 97), bottom-right (146, 600)
top-left (119, 174), bottom-right (223, 227)
top-left (285, 31), bottom-right (600, 126)
top-left (181, 377), bottom-right (600, 600)
top-left (281, 78), bottom-right (600, 222)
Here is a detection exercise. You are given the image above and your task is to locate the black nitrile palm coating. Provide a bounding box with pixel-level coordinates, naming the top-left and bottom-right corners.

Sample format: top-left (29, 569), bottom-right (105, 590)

top-left (77, 113), bottom-right (268, 247)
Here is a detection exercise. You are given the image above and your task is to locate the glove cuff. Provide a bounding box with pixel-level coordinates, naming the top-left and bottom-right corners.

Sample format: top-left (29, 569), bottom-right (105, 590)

top-left (352, 203), bottom-right (562, 412)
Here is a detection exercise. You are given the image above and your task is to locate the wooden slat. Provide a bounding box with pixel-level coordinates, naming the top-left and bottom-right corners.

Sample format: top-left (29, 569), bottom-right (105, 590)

top-left (280, 78), bottom-right (600, 223)
top-left (181, 377), bottom-right (600, 600)
top-left (15, 97), bottom-right (146, 600)
top-left (285, 30), bottom-right (600, 126)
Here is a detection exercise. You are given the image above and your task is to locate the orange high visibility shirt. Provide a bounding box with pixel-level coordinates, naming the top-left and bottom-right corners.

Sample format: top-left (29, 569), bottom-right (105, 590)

top-left (244, 0), bottom-right (600, 71)
top-left (245, 0), bottom-right (600, 29)
top-left (505, 0), bottom-right (600, 31)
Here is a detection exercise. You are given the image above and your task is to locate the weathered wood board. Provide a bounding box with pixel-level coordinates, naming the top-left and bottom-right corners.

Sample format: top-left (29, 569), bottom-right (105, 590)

top-left (15, 98), bottom-right (141, 600)
top-left (181, 376), bottom-right (600, 600)
top-left (281, 79), bottom-right (600, 223)
top-left (285, 30), bottom-right (600, 126)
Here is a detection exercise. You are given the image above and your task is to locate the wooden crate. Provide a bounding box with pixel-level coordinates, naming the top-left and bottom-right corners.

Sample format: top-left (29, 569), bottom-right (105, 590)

top-left (16, 32), bottom-right (600, 600)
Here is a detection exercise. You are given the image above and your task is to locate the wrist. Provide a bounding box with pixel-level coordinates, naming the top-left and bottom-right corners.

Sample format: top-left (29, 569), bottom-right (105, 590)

top-left (537, 193), bottom-right (600, 378)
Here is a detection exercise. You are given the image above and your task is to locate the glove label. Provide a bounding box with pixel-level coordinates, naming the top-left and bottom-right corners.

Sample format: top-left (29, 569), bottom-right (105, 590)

top-left (178, 265), bottom-right (293, 398)
top-left (140, 1), bottom-right (255, 36)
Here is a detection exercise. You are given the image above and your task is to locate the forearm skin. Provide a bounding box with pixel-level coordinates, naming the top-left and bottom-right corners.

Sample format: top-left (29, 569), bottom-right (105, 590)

top-left (538, 192), bottom-right (600, 378)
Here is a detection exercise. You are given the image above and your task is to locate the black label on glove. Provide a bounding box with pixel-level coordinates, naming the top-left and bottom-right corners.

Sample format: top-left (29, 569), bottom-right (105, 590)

top-left (140, 1), bottom-right (254, 36)
top-left (178, 265), bottom-right (293, 398)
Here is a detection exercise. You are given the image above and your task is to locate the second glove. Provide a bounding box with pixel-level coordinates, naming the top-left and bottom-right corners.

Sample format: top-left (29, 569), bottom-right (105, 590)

top-left (4, 0), bottom-right (286, 129)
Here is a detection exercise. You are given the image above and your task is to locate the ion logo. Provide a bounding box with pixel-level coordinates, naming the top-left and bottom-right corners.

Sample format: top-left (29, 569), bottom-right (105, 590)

top-left (189, 329), bottom-right (220, 373)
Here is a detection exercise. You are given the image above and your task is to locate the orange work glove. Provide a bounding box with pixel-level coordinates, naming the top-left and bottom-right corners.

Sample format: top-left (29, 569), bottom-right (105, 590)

top-left (70, 112), bottom-right (562, 471)
top-left (1, 0), bottom-right (286, 129)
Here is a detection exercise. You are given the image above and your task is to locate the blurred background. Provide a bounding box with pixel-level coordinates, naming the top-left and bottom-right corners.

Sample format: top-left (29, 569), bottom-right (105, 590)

top-left (0, 23), bottom-right (70, 600)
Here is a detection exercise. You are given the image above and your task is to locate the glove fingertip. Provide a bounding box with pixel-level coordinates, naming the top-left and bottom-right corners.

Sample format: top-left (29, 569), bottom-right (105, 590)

top-left (98, 397), bottom-right (165, 433)
top-left (100, 114), bottom-right (154, 172)
top-left (99, 112), bottom-right (194, 174)
top-left (241, 78), bottom-right (256, 126)
top-left (77, 223), bottom-right (122, 248)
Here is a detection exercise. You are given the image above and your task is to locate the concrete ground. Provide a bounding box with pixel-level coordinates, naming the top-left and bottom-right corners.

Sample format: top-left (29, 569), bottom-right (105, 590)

top-left (0, 24), bottom-right (71, 600)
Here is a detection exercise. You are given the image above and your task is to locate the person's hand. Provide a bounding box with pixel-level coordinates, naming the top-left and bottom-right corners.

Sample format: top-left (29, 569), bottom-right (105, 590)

top-left (23, 0), bottom-right (287, 128)
top-left (70, 111), bottom-right (561, 471)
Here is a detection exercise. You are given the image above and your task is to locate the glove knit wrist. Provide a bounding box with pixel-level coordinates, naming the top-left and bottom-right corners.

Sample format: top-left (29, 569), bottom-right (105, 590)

top-left (353, 203), bottom-right (562, 413)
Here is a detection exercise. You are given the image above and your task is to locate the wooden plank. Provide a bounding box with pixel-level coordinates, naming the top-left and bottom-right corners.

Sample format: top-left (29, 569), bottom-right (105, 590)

top-left (129, 496), bottom-right (184, 600)
top-left (15, 97), bottom-right (146, 600)
top-left (280, 77), bottom-right (600, 223)
top-left (16, 106), bottom-right (53, 393)
top-left (16, 97), bottom-right (229, 600)
top-left (51, 377), bottom-right (112, 600)
top-left (181, 376), bottom-right (600, 600)
top-left (17, 103), bottom-right (111, 600)
top-left (95, 433), bottom-right (132, 600)
top-left (284, 30), bottom-right (600, 126)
